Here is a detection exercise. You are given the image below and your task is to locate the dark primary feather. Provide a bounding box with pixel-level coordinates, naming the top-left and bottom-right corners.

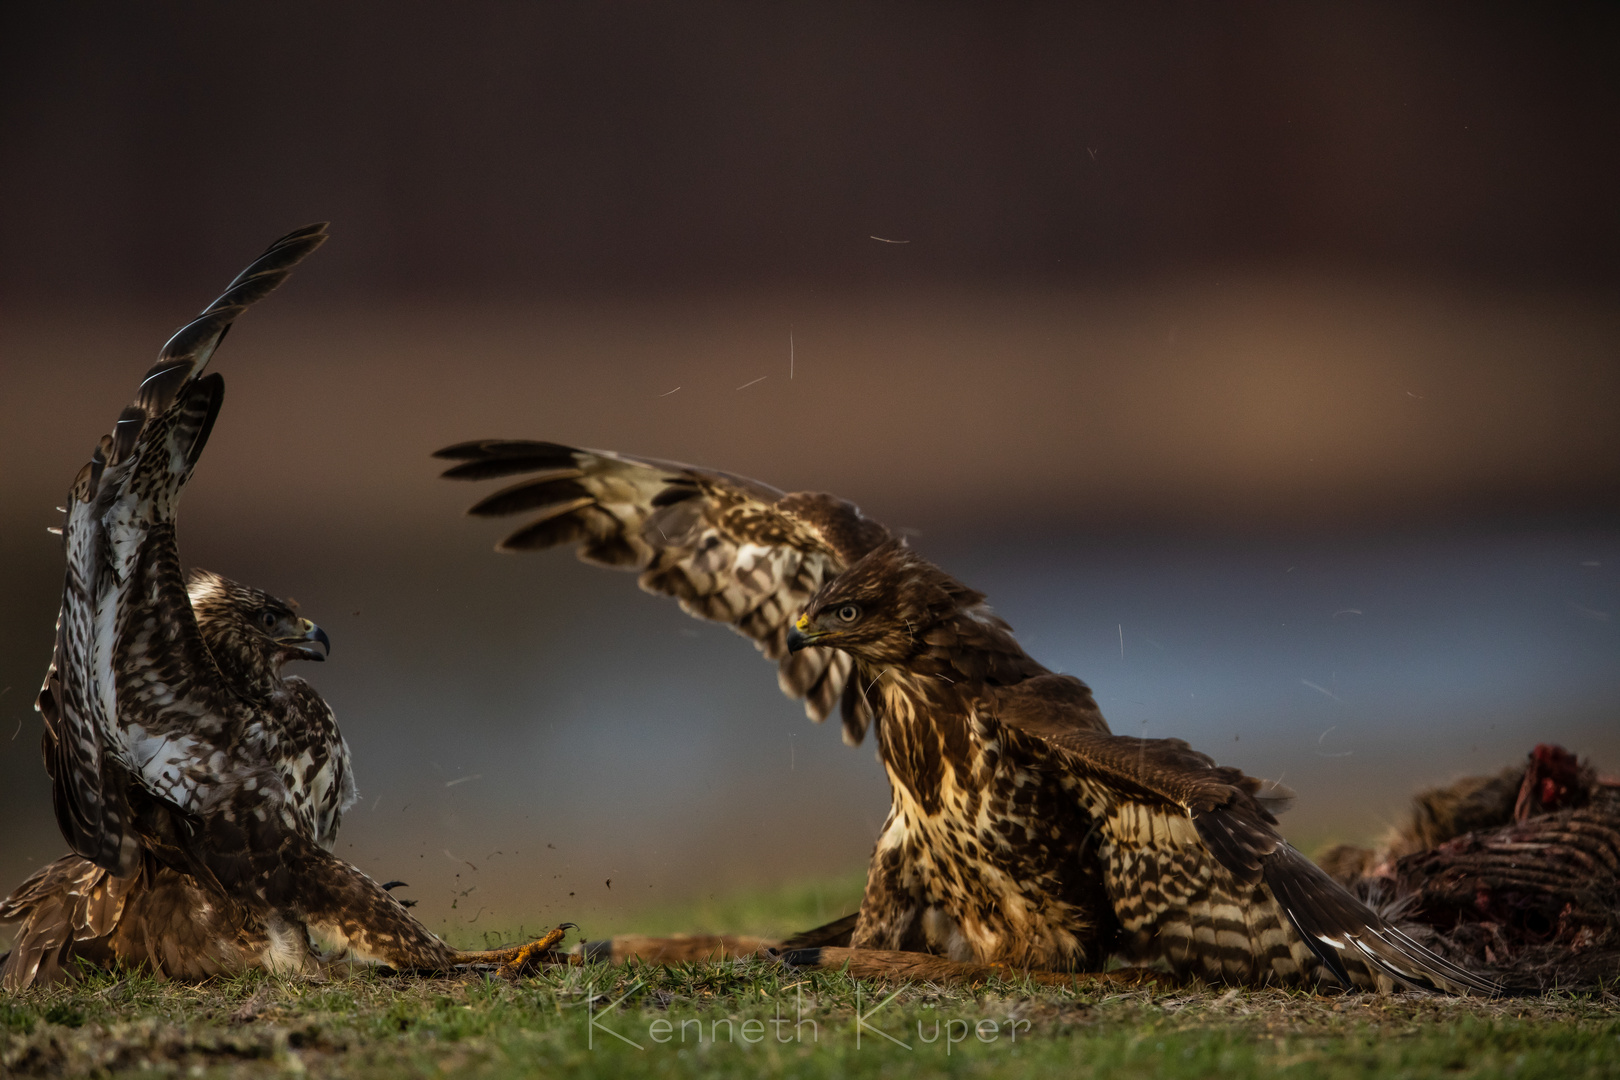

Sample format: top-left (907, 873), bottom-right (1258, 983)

top-left (134, 222), bottom-right (329, 419)
top-left (437, 439), bottom-right (892, 741)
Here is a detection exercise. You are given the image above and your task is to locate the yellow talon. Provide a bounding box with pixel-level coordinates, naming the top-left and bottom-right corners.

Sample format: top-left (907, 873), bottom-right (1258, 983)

top-left (452, 923), bottom-right (576, 978)
top-left (494, 923), bottom-right (573, 979)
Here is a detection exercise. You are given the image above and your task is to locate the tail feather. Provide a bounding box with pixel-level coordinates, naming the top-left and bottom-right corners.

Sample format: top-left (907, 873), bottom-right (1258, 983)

top-left (1263, 844), bottom-right (1504, 995)
top-left (0, 856), bottom-right (110, 990)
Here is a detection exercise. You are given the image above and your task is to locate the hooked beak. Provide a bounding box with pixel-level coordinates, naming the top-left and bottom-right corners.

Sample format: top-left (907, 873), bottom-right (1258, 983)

top-left (786, 613), bottom-right (818, 653)
top-left (281, 618), bottom-right (331, 662)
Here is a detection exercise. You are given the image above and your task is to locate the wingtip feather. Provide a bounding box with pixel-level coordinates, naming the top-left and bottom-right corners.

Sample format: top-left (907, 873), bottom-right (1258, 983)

top-left (436, 440), bottom-right (587, 480)
top-left (1265, 844), bottom-right (1506, 996)
top-left (143, 223), bottom-right (329, 410)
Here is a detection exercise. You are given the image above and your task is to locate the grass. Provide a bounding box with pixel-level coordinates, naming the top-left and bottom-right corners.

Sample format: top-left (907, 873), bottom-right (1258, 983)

top-left (3, 877), bottom-right (1618, 1079)
top-left (546, 869), bottom-right (869, 943)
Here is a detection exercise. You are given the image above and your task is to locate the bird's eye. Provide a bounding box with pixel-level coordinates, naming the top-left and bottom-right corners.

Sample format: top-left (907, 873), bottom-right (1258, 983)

top-left (260, 611), bottom-right (277, 629)
top-left (836, 604), bottom-right (861, 624)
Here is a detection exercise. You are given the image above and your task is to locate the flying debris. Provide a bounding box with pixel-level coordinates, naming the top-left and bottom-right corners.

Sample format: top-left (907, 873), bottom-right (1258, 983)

top-left (437, 439), bottom-right (1501, 993)
top-left (0, 226), bottom-right (569, 988)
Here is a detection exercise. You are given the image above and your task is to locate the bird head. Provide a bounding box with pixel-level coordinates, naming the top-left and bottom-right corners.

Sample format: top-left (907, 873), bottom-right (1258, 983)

top-left (186, 569), bottom-right (331, 685)
top-left (786, 539), bottom-right (984, 664)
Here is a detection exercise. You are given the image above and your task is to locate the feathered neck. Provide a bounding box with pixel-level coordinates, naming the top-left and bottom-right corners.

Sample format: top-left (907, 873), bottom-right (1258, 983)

top-left (896, 603), bottom-right (1049, 688)
top-left (198, 621), bottom-right (285, 699)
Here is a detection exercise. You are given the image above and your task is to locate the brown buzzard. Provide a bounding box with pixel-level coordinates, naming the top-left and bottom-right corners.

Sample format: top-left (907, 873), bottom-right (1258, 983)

top-left (1, 226), bottom-right (564, 988)
top-left (437, 439), bottom-right (1500, 993)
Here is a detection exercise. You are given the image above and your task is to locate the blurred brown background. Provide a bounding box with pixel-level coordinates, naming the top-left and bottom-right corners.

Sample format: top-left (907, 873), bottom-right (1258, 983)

top-left (2, 3), bottom-right (1616, 944)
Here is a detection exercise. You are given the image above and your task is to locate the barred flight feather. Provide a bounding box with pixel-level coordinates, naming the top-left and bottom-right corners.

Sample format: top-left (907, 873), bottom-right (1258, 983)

top-left (439, 441), bottom-right (891, 735)
top-left (447, 452), bottom-right (1508, 994)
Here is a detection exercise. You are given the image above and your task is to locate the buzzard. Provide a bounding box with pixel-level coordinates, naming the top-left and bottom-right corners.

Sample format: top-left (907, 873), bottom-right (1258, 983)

top-left (437, 439), bottom-right (1501, 993)
top-left (1, 226), bottom-right (565, 988)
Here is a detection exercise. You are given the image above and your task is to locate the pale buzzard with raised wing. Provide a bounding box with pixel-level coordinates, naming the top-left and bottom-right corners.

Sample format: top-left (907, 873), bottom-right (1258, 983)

top-left (2, 227), bottom-right (565, 987)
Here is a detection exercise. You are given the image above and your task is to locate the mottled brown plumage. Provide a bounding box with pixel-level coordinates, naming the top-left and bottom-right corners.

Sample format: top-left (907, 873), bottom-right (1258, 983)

top-left (435, 440), bottom-right (890, 742)
top-left (2, 226), bottom-right (564, 989)
top-left (440, 441), bottom-right (1500, 993)
top-left (3, 570), bottom-right (337, 988)
top-left (0, 855), bottom-right (268, 987)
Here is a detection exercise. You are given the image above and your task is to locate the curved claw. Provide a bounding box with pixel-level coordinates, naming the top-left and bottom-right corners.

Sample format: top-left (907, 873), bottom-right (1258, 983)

top-left (494, 924), bottom-right (575, 980)
top-left (452, 923), bottom-right (578, 980)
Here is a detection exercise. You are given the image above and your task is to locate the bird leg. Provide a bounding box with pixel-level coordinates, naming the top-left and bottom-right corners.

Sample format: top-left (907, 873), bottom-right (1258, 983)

top-left (451, 923), bottom-right (576, 978)
top-left (572, 933), bottom-right (776, 964)
top-left (197, 824), bottom-right (576, 977)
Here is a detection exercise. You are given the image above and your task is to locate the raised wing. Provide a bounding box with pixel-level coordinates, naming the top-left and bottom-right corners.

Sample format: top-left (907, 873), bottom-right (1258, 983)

top-left (437, 440), bottom-right (893, 742)
top-left (39, 224), bottom-right (329, 874)
top-left (991, 675), bottom-right (1502, 994)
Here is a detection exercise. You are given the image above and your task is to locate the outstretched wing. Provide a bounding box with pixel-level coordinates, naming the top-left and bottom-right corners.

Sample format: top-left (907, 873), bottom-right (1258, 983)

top-left (991, 675), bottom-right (1502, 994)
top-left (39, 224), bottom-right (330, 874)
top-left (437, 440), bottom-right (893, 742)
